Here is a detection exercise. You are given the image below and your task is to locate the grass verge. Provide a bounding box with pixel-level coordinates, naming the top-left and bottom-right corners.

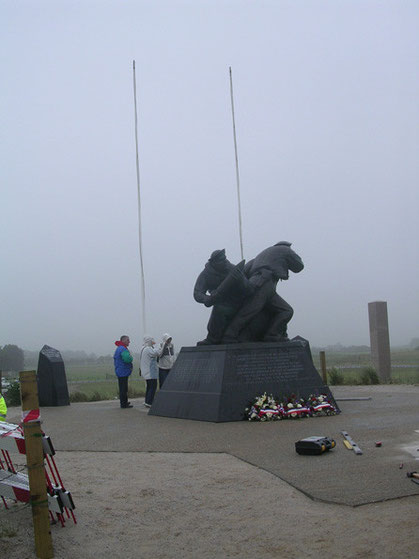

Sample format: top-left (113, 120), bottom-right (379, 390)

top-left (69, 379), bottom-right (146, 402)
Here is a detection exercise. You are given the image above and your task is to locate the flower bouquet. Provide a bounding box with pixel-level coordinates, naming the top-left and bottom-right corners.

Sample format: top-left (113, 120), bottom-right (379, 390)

top-left (245, 392), bottom-right (283, 421)
top-left (307, 393), bottom-right (337, 416)
top-left (281, 394), bottom-right (311, 419)
top-left (245, 392), bottom-right (337, 421)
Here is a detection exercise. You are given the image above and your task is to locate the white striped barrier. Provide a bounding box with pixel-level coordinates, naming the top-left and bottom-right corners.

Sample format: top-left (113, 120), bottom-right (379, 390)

top-left (0, 422), bottom-right (55, 456)
top-left (0, 470), bottom-right (64, 514)
top-left (0, 421), bottom-right (76, 525)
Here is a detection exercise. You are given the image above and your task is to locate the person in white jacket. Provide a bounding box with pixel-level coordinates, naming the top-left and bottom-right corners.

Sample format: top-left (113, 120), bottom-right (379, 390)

top-left (158, 333), bottom-right (175, 388)
top-left (140, 336), bottom-right (165, 408)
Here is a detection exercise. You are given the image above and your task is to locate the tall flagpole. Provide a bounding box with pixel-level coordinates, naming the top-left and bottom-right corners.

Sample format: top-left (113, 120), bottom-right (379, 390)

top-left (132, 60), bottom-right (147, 334)
top-left (229, 66), bottom-right (244, 260)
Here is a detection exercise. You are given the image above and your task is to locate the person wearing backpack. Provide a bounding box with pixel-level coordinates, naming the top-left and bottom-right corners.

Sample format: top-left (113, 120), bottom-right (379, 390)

top-left (113, 335), bottom-right (134, 409)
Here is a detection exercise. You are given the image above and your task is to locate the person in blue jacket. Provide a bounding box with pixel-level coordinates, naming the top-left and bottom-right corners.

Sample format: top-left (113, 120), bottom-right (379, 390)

top-left (113, 335), bottom-right (134, 408)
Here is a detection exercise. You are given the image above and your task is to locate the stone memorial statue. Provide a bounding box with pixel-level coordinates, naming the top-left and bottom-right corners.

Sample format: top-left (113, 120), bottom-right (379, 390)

top-left (194, 242), bottom-right (304, 345)
top-left (151, 241), bottom-right (339, 422)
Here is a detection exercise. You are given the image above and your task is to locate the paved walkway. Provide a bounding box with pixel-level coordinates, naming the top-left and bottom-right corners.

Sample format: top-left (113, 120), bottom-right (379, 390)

top-left (7, 385), bottom-right (419, 506)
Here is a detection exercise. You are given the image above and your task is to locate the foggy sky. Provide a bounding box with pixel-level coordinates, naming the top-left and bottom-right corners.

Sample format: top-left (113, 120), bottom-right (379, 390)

top-left (1, 1), bottom-right (418, 355)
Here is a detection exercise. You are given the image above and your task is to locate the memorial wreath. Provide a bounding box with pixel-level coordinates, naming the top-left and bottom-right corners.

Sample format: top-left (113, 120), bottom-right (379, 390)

top-left (245, 392), bottom-right (337, 421)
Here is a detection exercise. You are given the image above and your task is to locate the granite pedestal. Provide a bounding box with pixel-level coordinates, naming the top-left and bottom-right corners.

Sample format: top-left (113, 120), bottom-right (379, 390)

top-left (149, 336), bottom-right (339, 422)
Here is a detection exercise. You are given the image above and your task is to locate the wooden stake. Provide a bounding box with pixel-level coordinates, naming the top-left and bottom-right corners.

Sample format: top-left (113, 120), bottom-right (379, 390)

top-left (319, 351), bottom-right (327, 384)
top-left (20, 370), bottom-right (54, 559)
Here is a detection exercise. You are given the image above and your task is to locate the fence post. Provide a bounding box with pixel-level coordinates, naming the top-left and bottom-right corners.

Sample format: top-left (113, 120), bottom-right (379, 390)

top-left (319, 351), bottom-right (327, 384)
top-left (20, 370), bottom-right (54, 559)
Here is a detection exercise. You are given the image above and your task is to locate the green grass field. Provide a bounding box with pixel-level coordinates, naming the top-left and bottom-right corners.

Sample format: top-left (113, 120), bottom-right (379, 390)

top-left (65, 359), bottom-right (145, 402)
top-left (311, 348), bottom-right (419, 384)
top-left (63, 348), bottom-right (418, 398)
top-left (4, 348), bottom-right (415, 405)
top-left (64, 362), bottom-right (118, 381)
top-left (69, 378), bottom-right (146, 402)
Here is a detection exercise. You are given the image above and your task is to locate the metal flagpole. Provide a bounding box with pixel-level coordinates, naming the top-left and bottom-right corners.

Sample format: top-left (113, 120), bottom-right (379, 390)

top-left (229, 66), bottom-right (244, 261)
top-left (132, 60), bottom-right (147, 334)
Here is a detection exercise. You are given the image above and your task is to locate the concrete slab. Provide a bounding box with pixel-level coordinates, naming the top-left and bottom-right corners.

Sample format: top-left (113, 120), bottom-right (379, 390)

top-left (7, 385), bottom-right (419, 506)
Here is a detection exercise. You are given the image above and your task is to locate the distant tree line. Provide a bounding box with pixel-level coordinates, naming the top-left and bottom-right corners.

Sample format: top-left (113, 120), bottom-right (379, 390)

top-left (23, 349), bottom-right (115, 368)
top-left (0, 345), bottom-right (25, 372)
top-left (0, 346), bottom-right (118, 372)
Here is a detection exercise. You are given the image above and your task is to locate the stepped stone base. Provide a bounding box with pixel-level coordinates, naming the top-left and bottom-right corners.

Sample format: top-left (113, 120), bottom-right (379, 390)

top-left (149, 336), bottom-right (339, 422)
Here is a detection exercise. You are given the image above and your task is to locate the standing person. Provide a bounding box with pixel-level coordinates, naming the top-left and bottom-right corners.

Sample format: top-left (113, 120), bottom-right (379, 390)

top-left (113, 335), bottom-right (133, 409)
top-left (140, 336), bottom-right (165, 408)
top-left (0, 390), bottom-right (7, 422)
top-left (158, 334), bottom-right (175, 388)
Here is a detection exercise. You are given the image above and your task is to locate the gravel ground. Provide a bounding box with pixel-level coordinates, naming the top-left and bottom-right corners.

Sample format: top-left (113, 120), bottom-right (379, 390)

top-left (1, 451), bottom-right (418, 559)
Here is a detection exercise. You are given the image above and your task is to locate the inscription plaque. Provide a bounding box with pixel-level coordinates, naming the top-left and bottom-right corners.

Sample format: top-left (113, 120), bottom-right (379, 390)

top-left (149, 337), bottom-right (339, 422)
top-left (166, 352), bottom-right (222, 391)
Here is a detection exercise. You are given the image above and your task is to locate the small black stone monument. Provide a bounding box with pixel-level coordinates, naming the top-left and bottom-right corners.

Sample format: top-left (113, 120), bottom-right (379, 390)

top-left (37, 345), bottom-right (70, 406)
top-left (149, 337), bottom-right (339, 422)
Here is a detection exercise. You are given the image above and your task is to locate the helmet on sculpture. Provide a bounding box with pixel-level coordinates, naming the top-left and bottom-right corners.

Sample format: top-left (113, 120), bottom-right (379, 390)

top-left (209, 249), bottom-right (226, 263)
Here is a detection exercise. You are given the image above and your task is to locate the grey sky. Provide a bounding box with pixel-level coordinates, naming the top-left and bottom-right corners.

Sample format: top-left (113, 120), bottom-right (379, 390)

top-left (1, 1), bottom-right (418, 355)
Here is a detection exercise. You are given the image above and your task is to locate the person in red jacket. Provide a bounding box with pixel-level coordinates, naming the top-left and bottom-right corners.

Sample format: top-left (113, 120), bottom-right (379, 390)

top-left (113, 335), bottom-right (134, 408)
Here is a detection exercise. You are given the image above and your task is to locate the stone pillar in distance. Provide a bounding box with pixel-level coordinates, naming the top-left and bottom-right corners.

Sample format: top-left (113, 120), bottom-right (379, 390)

top-left (368, 301), bottom-right (391, 382)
